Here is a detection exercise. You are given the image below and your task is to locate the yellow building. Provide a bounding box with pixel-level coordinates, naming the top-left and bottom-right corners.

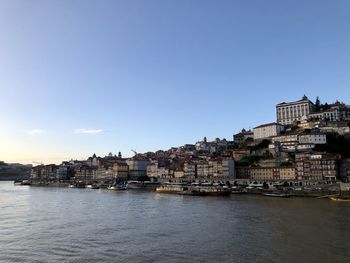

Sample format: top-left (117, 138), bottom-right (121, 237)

top-left (250, 167), bottom-right (295, 180)
top-left (113, 162), bottom-right (129, 178)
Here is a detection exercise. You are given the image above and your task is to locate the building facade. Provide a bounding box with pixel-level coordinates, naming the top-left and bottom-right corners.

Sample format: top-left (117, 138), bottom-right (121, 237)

top-left (271, 132), bottom-right (327, 152)
top-left (253, 123), bottom-right (284, 140)
top-left (276, 95), bottom-right (315, 125)
top-left (250, 167), bottom-right (295, 181)
top-left (296, 153), bottom-right (340, 183)
top-left (233, 130), bottom-right (254, 144)
top-left (113, 161), bottom-right (129, 179)
top-left (126, 159), bottom-right (151, 180)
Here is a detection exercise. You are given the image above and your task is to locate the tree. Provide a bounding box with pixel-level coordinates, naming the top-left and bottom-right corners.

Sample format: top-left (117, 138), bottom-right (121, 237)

top-left (314, 133), bottom-right (350, 157)
top-left (315, 96), bottom-right (321, 112)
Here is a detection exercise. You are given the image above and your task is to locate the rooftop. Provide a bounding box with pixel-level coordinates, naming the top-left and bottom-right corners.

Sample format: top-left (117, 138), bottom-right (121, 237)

top-left (276, 95), bottom-right (314, 107)
top-left (254, 122), bottom-right (283, 129)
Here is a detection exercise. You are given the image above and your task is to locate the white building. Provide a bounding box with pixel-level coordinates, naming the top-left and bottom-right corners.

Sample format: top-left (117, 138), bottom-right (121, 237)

top-left (298, 133), bottom-right (327, 144)
top-left (272, 133), bottom-right (298, 145)
top-left (271, 132), bottom-right (326, 152)
top-left (309, 108), bottom-right (340, 122)
top-left (253, 123), bottom-right (284, 140)
top-left (276, 95), bottom-right (315, 125)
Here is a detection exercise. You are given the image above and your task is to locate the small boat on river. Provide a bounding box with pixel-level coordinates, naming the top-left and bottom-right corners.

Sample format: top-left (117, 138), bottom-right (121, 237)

top-left (127, 181), bottom-right (160, 190)
top-left (156, 184), bottom-right (231, 196)
top-left (14, 180), bottom-right (22, 185)
top-left (107, 184), bottom-right (127, 191)
top-left (263, 192), bottom-right (290, 198)
top-left (86, 184), bottom-right (99, 189)
top-left (14, 180), bottom-right (31, 186)
top-left (329, 196), bottom-right (350, 202)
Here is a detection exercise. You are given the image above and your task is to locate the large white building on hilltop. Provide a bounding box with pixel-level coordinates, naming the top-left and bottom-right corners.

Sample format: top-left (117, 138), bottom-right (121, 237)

top-left (276, 95), bottom-right (315, 125)
top-left (253, 122), bottom-right (284, 140)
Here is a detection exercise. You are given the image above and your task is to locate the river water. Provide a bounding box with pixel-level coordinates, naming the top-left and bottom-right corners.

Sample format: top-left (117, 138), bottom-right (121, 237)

top-left (0, 181), bottom-right (349, 263)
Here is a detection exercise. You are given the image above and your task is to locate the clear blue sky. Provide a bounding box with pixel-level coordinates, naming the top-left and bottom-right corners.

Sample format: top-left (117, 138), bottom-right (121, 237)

top-left (1, 0), bottom-right (349, 164)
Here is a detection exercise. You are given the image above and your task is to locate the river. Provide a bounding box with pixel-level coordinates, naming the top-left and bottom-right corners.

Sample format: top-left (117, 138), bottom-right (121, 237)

top-left (0, 181), bottom-right (349, 262)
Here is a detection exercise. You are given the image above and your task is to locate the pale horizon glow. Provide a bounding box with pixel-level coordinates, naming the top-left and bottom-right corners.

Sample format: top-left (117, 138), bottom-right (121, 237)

top-left (28, 129), bottom-right (46, 135)
top-left (1, 0), bottom-right (350, 164)
top-left (74, 129), bottom-right (103, 135)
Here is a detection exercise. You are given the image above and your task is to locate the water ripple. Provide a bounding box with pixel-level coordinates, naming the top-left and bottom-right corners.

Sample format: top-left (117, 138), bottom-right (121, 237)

top-left (1, 182), bottom-right (350, 263)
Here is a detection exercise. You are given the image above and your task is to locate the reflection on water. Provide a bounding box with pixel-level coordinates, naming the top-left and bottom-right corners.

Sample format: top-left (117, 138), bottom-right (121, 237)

top-left (0, 181), bottom-right (350, 263)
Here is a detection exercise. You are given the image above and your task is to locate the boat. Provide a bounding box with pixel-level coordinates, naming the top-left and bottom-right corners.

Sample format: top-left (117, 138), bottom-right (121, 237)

top-left (13, 180), bottom-right (31, 186)
top-left (191, 186), bottom-right (231, 196)
top-left (127, 181), bottom-right (160, 190)
top-left (86, 184), bottom-right (99, 189)
top-left (14, 180), bottom-right (22, 185)
top-left (182, 188), bottom-right (208, 196)
top-left (68, 184), bottom-right (76, 188)
top-left (107, 184), bottom-right (127, 191)
top-left (156, 184), bottom-right (231, 196)
top-left (155, 184), bottom-right (186, 194)
top-left (328, 183), bottom-right (350, 202)
top-left (263, 192), bottom-right (290, 198)
top-left (329, 196), bottom-right (350, 202)
top-left (21, 180), bottom-right (31, 185)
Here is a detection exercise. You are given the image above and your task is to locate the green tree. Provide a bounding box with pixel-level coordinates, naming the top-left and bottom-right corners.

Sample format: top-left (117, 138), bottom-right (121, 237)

top-left (315, 133), bottom-right (350, 157)
top-left (315, 96), bottom-right (321, 112)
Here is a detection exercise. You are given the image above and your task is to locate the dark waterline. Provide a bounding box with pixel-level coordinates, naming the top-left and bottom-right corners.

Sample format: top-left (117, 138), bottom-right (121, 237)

top-left (0, 181), bottom-right (349, 263)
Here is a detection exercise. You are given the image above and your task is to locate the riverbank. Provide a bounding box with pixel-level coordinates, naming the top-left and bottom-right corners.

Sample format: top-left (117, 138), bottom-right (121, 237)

top-left (13, 180), bottom-right (350, 199)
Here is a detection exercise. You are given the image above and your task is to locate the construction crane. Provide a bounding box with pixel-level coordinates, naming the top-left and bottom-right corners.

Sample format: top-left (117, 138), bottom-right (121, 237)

top-left (131, 150), bottom-right (137, 156)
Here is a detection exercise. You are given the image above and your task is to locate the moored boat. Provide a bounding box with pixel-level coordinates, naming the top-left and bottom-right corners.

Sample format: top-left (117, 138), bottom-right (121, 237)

top-left (156, 184), bottom-right (231, 196)
top-left (107, 184), bottom-right (127, 191)
top-left (191, 186), bottom-right (231, 196)
top-left (14, 180), bottom-right (22, 185)
top-left (14, 180), bottom-right (31, 186)
top-left (329, 196), bottom-right (350, 202)
top-left (127, 181), bottom-right (160, 190)
top-left (263, 192), bottom-right (290, 198)
top-left (86, 184), bottom-right (99, 189)
top-left (155, 184), bottom-right (186, 194)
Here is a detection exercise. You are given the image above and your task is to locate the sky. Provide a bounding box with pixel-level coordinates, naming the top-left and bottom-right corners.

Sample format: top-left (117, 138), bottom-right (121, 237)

top-left (0, 0), bottom-right (349, 164)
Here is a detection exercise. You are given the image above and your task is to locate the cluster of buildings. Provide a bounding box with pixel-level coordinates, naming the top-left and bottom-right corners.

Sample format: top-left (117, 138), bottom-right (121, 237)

top-left (233, 95), bottom-right (350, 184)
top-left (30, 95), bottom-right (350, 186)
top-left (30, 142), bottom-right (236, 184)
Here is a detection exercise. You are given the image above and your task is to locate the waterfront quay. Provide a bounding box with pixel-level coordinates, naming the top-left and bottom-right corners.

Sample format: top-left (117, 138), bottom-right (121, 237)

top-left (25, 176), bottom-right (350, 199)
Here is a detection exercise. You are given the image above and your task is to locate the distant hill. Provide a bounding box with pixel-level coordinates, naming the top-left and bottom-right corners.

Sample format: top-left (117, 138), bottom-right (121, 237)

top-left (0, 161), bottom-right (32, 181)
